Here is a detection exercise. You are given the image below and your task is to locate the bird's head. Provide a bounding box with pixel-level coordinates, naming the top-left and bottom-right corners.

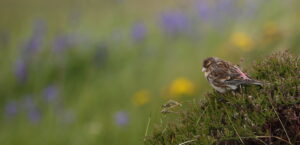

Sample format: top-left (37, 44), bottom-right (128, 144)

top-left (202, 57), bottom-right (217, 72)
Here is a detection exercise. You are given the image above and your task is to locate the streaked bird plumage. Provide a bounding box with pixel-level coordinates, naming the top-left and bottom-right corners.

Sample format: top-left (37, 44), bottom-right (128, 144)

top-left (202, 57), bottom-right (262, 93)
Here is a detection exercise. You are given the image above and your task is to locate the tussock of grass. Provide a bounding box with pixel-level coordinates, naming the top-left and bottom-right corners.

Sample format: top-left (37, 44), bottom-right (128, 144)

top-left (145, 51), bottom-right (300, 145)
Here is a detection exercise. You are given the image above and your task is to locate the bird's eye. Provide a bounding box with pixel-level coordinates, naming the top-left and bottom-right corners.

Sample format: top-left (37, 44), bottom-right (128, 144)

top-left (204, 61), bottom-right (211, 67)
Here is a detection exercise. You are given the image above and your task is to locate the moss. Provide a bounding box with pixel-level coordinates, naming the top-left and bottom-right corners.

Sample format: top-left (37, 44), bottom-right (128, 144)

top-left (145, 51), bottom-right (300, 145)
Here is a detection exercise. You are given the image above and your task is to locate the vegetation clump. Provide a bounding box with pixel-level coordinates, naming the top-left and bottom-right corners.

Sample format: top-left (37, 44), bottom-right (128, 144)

top-left (145, 51), bottom-right (300, 145)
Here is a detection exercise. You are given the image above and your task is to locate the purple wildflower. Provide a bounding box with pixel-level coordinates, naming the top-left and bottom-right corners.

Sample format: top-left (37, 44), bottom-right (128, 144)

top-left (22, 20), bottom-right (46, 57)
top-left (43, 85), bottom-right (59, 103)
top-left (196, 0), bottom-right (236, 29)
top-left (217, 0), bottom-right (235, 14)
top-left (52, 35), bottom-right (71, 53)
top-left (197, 0), bottom-right (211, 21)
top-left (24, 96), bottom-right (42, 123)
top-left (242, 0), bottom-right (261, 19)
top-left (160, 11), bottom-right (189, 36)
top-left (213, 0), bottom-right (237, 27)
top-left (52, 33), bottom-right (88, 53)
top-left (114, 111), bottom-right (129, 126)
top-left (4, 101), bottom-right (18, 118)
top-left (28, 108), bottom-right (42, 123)
top-left (132, 22), bottom-right (147, 42)
top-left (14, 59), bottom-right (28, 83)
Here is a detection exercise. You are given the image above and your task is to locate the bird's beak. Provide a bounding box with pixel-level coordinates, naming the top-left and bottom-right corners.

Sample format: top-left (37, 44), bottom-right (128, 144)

top-left (202, 68), bottom-right (206, 72)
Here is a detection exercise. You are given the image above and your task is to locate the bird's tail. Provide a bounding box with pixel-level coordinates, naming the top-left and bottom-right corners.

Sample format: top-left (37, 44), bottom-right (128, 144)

top-left (225, 79), bottom-right (263, 86)
top-left (242, 79), bottom-right (263, 86)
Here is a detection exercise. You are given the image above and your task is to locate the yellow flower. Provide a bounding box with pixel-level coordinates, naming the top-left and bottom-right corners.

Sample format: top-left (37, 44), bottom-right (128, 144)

top-left (262, 22), bottom-right (281, 43)
top-left (264, 22), bottom-right (279, 36)
top-left (132, 90), bottom-right (150, 106)
top-left (169, 77), bottom-right (195, 97)
top-left (230, 32), bottom-right (253, 51)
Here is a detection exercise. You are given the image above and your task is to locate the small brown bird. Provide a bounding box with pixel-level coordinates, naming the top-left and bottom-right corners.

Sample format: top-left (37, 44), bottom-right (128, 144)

top-left (202, 57), bottom-right (262, 93)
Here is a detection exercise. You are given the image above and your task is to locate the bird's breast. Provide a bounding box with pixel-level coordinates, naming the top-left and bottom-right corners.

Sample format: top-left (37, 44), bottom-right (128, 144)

top-left (204, 71), bottom-right (209, 78)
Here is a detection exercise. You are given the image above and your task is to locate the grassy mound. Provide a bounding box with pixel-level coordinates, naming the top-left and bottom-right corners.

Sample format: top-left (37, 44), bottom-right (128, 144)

top-left (145, 51), bottom-right (300, 145)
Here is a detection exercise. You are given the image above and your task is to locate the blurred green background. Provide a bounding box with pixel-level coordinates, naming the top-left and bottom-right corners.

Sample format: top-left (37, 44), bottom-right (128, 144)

top-left (0, 0), bottom-right (299, 144)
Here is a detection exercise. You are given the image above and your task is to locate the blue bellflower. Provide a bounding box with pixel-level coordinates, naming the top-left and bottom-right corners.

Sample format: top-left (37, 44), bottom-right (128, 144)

top-left (160, 11), bottom-right (189, 36)
top-left (4, 101), bottom-right (18, 118)
top-left (132, 22), bottom-right (147, 42)
top-left (114, 111), bottom-right (129, 126)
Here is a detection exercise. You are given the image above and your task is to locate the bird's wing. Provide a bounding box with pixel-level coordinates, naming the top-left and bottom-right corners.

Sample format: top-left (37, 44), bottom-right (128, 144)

top-left (208, 67), bottom-right (232, 83)
top-left (209, 66), bottom-right (245, 86)
top-left (213, 60), bottom-right (242, 80)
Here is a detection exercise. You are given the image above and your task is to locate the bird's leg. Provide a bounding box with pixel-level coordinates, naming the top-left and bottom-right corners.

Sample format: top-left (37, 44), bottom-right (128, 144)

top-left (239, 85), bottom-right (243, 94)
top-left (231, 91), bottom-right (236, 96)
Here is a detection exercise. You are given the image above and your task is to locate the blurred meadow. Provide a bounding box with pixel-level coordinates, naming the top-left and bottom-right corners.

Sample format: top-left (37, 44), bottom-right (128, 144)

top-left (0, 0), bottom-right (300, 145)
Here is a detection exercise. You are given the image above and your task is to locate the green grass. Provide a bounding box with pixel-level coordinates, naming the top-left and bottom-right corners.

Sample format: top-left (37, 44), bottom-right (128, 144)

top-left (145, 51), bottom-right (300, 145)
